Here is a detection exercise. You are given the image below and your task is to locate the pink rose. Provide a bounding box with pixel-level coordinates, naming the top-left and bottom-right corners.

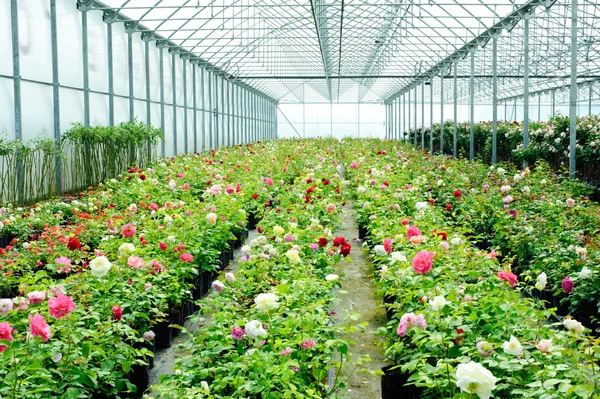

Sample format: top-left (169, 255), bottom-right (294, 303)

top-left (121, 224), bottom-right (136, 238)
top-left (497, 270), bottom-right (518, 287)
top-left (562, 276), bottom-right (574, 294)
top-left (127, 256), bottom-right (145, 269)
top-left (27, 291), bottom-right (46, 304)
top-left (396, 321), bottom-right (409, 337)
top-left (29, 314), bottom-right (51, 341)
top-left (180, 253), bottom-right (194, 263)
top-left (48, 293), bottom-right (76, 319)
top-left (0, 322), bottom-right (14, 352)
top-left (383, 238), bottom-right (393, 254)
top-left (406, 225), bottom-right (422, 239)
top-left (412, 251), bottom-right (434, 274)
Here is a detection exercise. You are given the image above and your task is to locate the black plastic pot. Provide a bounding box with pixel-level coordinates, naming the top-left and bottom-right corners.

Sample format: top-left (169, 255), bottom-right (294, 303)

top-left (381, 366), bottom-right (421, 399)
top-left (201, 270), bottom-right (213, 293)
top-left (154, 321), bottom-right (172, 350)
top-left (169, 307), bottom-right (183, 338)
top-left (383, 295), bottom-right (397, 321)
top-left (129, 364), bottom-right (149, 398)
top-left (358, 224), bottom-right (368, 240)
top-left (0, 234), bottom-right (16, 248)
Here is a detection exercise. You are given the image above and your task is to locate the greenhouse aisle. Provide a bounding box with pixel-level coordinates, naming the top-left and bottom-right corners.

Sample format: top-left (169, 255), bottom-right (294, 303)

top-left (335, 204), bottom-right (388, 399)
top-left (148, 229), bottom-right (258, 386)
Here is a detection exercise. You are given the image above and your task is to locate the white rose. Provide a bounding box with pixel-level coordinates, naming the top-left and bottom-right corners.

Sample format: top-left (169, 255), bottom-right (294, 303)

top-left (390, 252), bottom-right (407, 264)
top-left (535, 272), bottom-right (547, 290)
top-left (521, 186), bottom-right (531, 195)
top-left (254, 293), bottom-right (279, 311)
top-left (273, 225), bottom-right (285, 235)
top-left (118, 243), bottom-right (136, 255)
top-left (89, 256), bottom-right (112, 278)
top-left (245, 320), bottom-right (267, 338)
top-left (502, 336), bottom-right (523, 356)
top-left (513, 174), bottom-right (521, 182)
top-left (430, 295), bottom-right (450, 311)
top-left (374, 245), bottom-right (387, 256)
top-left (206, 213), bottom-right (217, 225)
top-left (540, 179), bottom-right (547, 185)
top-left (455, 361), bottom-right (498, 399)
top-left (357, 186), bottom-right (366, 194)
top-left (286, 249), bottom-right (301, 263)
top-left (497, 167), bottom-right (506, 176)
top-left (579, 267), bottom-right (593, 279)
top-left (415, 201), bottom-right (428, 212)
top-left (325, 274), bottom-right (339, 281)
top-left (225, 273), bottom-right (235, 284)
top-left (450, 237), bottom-right (462, 246)
top-left (164, 215), bottom-right (173, 224)
top-left (200, 381), bottom-right (210, 395)
top-left (563, 318), bottom-right (585, 335)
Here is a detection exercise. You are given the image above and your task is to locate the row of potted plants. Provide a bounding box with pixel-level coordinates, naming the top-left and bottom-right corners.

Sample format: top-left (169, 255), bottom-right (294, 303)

top-left (0, 138), bottom-right (316, 397)
top-left (147, 139), bottom-right (366, 398)
top-left (404, 114), bottom-right (600, 185)
top-left (0, 120), bottom-right (163, 206)
top-left (344, 139), bottom-right (600, 398)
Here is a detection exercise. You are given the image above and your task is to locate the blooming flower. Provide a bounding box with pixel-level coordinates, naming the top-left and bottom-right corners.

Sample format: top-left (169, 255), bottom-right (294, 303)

top-left (254, 293), bottom-right (279, 311)
top-left (535, 272), bottom-right (547, 290)
top-left (536, 339), bottom-right (553, 354)
top-left (245, 320), bottom-right (267, 339)
top-left (383, 238), bottom-right (393, 254)
top-left (281, 346), bottom-right (292, 356)
top-left (412, 250), bottom-right (434, 274)
top-left (286, 249), bottom-right (301, 263)
top-left (374, 245), bottom-right (387, 256)
top-left (0, 322), bottom-right (14, 352)
top-left (48, 293), bottom-right (76, 319)
top-left (390, 252), bottom-right (407, 263)
top-left (430, 295), bottom-right (450, 311)
top-left (89, 256), bottom-right (112, 278)
top-left (325, 274), bottom-right (339, 281)
top-left (502, 336), bottom-right (523, 356)
top-left (566, 198), bottom-right (575, 207)
top-left (302, 340), bottom-right (316, 349)
top-left (455, 361), bottom-right (498, 399)
top-left (406, 225), bottom-right (422, 239)
top-left (579, 267), bottom-right (593, 279)
top-left (27, 291), bottom-right (46, 304)
top-left (273, 225), bottom-right (285, 235)
top-left (563, 318), bottom-right (585, 335)
top-left (477, 341), bottom-right (493, 357)
top-left (112, 305), bottom-right (123, 321)
top-left (0, 299), bottom-right (13, 315)
top-left (225, 273), bottom-right (235, 284)
top-left (127, 256), bottom-right (145, 269)
top-left (318, 237), bottom-right (328, 247)
top-left (13, 297), bottom-right (28, 311)
top-left (231, 326), bottom-right (245, 340)
top-left (55, 256), bottom-right (72, 273)
top-left (118, 243), bottom-right (136, 255)
top-left (562, 276), bottom-right (574, 294)
top-left (121, 224), bottom-right (136, 238)
top-left (212, 280), bottom-right (225, 293)
top-left (143, 331), bottom-right (155, 341)
top-left (180, 253), bottom-right (194, 262)
top-left (396, 321), bottom-right (409, 337)
top-left (415, 202), bottom-right (428, 212)
top-left (206, 213), bottom-right (217, 225)
top-left (497, 270), bottom-right (518, 287)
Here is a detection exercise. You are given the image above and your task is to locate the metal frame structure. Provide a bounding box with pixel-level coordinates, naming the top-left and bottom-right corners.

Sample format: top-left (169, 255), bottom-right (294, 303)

top-left (3, 0), bottom-right (600, 177)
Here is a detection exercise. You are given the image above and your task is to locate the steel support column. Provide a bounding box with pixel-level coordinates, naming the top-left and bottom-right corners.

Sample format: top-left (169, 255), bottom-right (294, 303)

top-left (182, 57), bottom-right (188, 154)
top-left (200, 67), bottom-right (205, 151)
top-left (523, 15), bottom-right (530, 168)
top-left (106, 16), bottom-right (115, 126)
top-left (126, 26), bottom-right (134, 122)
top-left (569, 0), bottom-right (578, 178)
top-left (414, 86), bottom-right (417, 149)
top-left (192, 63), bottom-right (197, 153)
top-left (492, 34), bottom-right (499, 164)
top-left (469, 48), bottom-right (475, 160)
top-left (453, 63), bottom-right (458, 157)
top-left (589, 83), bottom-right (593, 116)
top-left (143, 34), bottom-right (152, 161)
top-left (440, 72), bottom-right (445, 155)
top-left (158, 43), bottom-right (166, 156)
top-left (421, 83), bottom-right (425, 149)
top-left (50, 0), bottom-right (61, 193)
top-left (171, 50), bottom-right (178, 154)
top-left (81, 3), bottom-right (90, 126)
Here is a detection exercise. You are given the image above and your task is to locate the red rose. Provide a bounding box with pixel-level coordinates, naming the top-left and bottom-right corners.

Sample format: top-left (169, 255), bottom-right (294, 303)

top-left (252, 193), bottom-right (259, 200)
top-left (112, 306), bottom-right (123, 322)
top-left (318, 238), bottom-right (328, 247)
top-left (340, 243), bottom-right (352, 257)
top-left (332, 237), bottom-right (347, 247)
top-left (453, 190), bottom-right (462, 198)
top-left (67, 237), bottom-right (81, 251)
top-left (323, 179), bottom-right (330, 186)
top-left (446, 204), bottom-right (452, 212)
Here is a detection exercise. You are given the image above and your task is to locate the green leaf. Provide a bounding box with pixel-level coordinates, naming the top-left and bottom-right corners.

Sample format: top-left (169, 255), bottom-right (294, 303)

top-left (81, 342), bottom-right (91, 359)
top-left (122, 361), bottom-right (133, 373)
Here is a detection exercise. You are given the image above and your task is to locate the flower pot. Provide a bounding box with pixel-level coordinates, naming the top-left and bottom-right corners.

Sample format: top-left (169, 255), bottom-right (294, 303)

top-left (154, 321), bottom-right (172, 350)
top-left (248, 213), bottom-right (259, 230)
top-left (381, 366), bottom-right (421, 399)
top-left (146, 339), bottom-right (155, 369)
top-left (201, 270), bottom-right (213, 293)
top-left (219, 250), bottom-right (228, 270)
top-left (383, 295), bottom-right (397, 321)
top-left (0, 234), bottom-right (16, 248)
top-left (358, 224), bottom-right (368, 240)
top-left (169, 307), bottom-right (183, 338)
top-left (129, 364), bottom-right (149, 397)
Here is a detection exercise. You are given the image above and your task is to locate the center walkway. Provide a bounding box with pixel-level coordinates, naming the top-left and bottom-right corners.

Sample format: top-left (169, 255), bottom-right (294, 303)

top-left (334, 203), bottom-right (389, 399)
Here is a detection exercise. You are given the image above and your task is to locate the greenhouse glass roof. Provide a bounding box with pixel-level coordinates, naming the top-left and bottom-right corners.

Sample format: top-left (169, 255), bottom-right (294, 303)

top-left (88, 0), bottom-right (600, 103)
